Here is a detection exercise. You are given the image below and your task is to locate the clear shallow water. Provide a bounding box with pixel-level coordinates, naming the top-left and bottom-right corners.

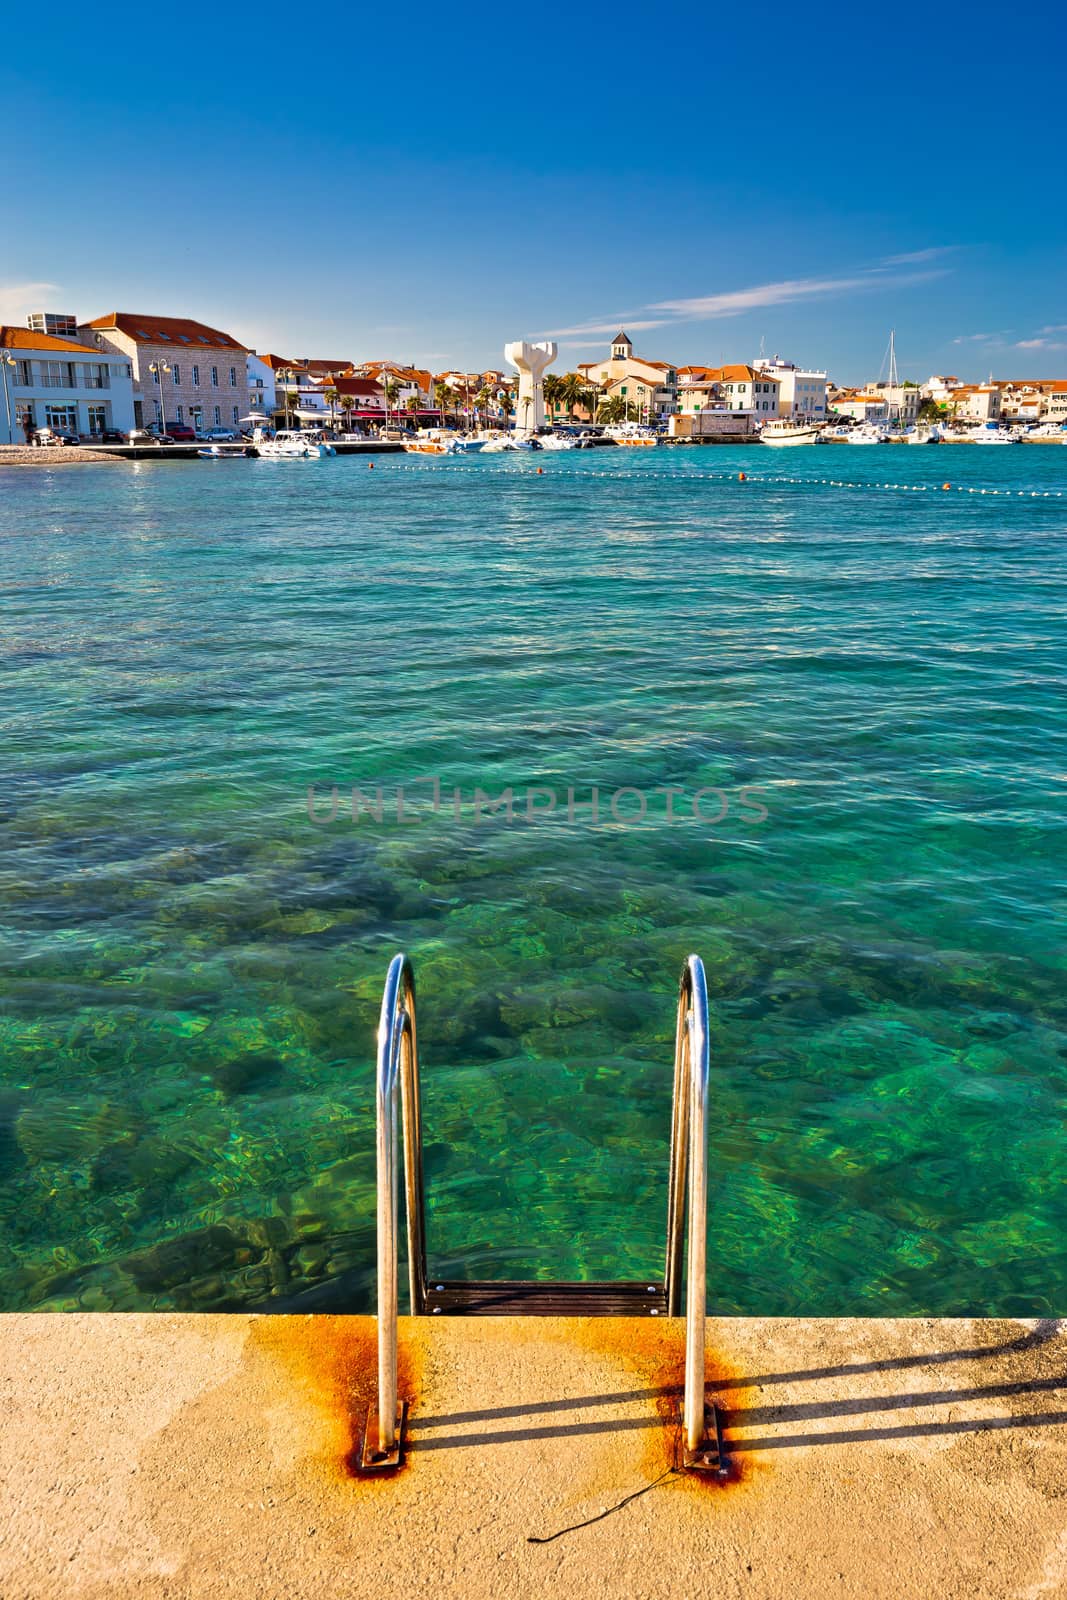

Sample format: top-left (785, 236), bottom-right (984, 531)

top-left (1, 445), bottom-right (1064, 1317)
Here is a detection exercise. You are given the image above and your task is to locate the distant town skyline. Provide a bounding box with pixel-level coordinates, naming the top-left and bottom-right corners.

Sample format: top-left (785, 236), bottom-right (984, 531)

top-left (2, 5), bottom-right (1063, 384)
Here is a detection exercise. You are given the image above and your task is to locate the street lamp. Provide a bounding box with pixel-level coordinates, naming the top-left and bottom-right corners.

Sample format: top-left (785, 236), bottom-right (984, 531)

top-left (148, 360), bottom-right (172, 437)
top-left (0, 350), bottom-right (16, 444)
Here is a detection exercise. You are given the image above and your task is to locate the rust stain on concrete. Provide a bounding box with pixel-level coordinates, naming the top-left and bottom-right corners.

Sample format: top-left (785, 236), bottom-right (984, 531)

top-left (563, 1316), bottom-right (761, 1494)
top-left (248, 1315), bottom-right (421, 1483)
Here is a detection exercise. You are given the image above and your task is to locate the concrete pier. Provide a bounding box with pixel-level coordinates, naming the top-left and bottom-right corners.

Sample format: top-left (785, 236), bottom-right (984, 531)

top-left (0, 1313), bottom-right (1062, 1598)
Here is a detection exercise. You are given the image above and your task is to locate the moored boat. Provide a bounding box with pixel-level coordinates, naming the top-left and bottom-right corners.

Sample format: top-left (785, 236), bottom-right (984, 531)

top-left (761, 418), bottom-right (818, 447)
top-left (258, 430), bottom-right (336, 458)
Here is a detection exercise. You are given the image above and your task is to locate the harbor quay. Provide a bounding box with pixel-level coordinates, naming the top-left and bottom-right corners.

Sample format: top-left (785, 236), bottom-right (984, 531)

top-left (0, 1312), bottom-right (1063, 1599)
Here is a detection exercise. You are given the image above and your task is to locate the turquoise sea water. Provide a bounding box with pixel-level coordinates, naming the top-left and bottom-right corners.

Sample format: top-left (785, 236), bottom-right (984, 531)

top-left (1, 445), bottom-right (1064, 1317)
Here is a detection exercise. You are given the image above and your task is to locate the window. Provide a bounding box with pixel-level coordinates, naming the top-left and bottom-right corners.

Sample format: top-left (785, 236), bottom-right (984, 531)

top-left (229, 367), bottom-right (237, 386)
top-left (173, 364), bottom-right (181, 384)
top-left (192, 365), bottom-right (200, 387)
top-left (153, 367), bottom-right (160, 385)
top-left (86, 405), bottom-right (107, 435)
top-left (214, 406), bottom-right (221, 426)
top-left (176, 405), bottom-right (184, 423)
top-left (46, 404), bottom-right (78, 432)
top-left (14, 360), bottom-right (31, 385)
top-left (211, 366), bottom-right (219, 387)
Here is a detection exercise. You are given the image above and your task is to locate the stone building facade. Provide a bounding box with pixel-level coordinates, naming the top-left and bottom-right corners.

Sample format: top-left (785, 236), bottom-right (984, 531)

top-left (80, 313), bottom-right (250, 433)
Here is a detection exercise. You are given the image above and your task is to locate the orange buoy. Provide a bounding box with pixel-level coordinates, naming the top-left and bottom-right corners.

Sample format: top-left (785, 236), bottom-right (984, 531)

top-left (369, 462), bottom-right (375, 469)
top-left (738, 472), bottom-right (746, 481)
top-left (942, 481), bottom-right (950, 490)
top-left (537, 465), bottom-right (543, 474)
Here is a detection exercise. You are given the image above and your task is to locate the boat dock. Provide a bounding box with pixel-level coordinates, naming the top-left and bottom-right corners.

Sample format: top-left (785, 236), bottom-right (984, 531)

top-left (0, 1311), bottom-right (1061, 1600)
top-left (77, 440), bottom-right (409, 461)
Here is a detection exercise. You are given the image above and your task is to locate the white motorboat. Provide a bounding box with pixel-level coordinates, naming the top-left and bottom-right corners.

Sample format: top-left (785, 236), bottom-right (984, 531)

top-left (761, 418), bottom-right (818, 447)
top-left (258, 430), bottom-right (336, 458)
top-left (536, 432), bottom-right (578, 451)
top-left (906, 424), bottom-right (941, 444)
top-left (604, 422), bottom-right (659, 446)
top-left (969, 428), bottom-right (1017, 445)
top-left (406, 428), bottom-right (466, 455)
top-left (847, 424), bottom-right (886, 445)
top-left (197, 443), bottom-right (255, 459)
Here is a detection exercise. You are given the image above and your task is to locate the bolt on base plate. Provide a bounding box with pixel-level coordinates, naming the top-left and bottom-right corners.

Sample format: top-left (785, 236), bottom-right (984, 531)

top-left (358, 1403), bottom-right (407, 1474)
top-left (680, 1401), bottom-right (728, 1476)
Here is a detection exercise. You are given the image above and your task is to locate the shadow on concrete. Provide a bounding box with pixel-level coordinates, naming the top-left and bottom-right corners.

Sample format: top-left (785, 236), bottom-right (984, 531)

top-left (412, 1320), bottom-right (1066, 1454)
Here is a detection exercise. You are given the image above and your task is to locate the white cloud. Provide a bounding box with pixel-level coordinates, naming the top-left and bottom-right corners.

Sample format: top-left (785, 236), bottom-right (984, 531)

top-left (884, 246), bottom-right (955, 265)
top-left (0, 281), bottom-right (60, 324)
top-left (541, 316), bottom-right (671, 338)
top-left (1039, 324), bottom-right (1067, 335)
top-left (543, 256), bottom-right (951, 342)
top-left (1015, 337), bottom-right (1067, 351)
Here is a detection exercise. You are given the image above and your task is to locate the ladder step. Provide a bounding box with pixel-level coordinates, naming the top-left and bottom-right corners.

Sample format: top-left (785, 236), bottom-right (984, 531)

top-left (422, 1280), bottom-right (669, 1317)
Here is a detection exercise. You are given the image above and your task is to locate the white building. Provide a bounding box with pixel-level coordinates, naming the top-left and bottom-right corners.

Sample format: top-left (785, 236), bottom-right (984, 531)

top-left (676, 364), bottom-right (779, 416)
top-left (246, 353), bottom-right (276, 420)
top-left (753, 356), bottom-right (827, 418)
top-left (0, 321), bottom-right (135, 440)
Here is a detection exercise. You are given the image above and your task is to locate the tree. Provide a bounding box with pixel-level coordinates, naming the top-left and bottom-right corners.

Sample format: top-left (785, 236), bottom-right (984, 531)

top-left (498, 389), bottom-right (513, 425)
top-left (597, 394), bottom-right (627, 424)
top-left (385, 379), bottom-right (401, 418)
top-left (561, 371), bottom-right (595, 419)
top-left (278, 367), bottom-right (297, 428)
top-left (542, 373), bottom-right (565, 418)
top-left (435, 381), bottom-right (455, 421)
top-left (917, 398), bottom-right (941, 423)
top-left (324, 387), bottom-right (341, 430)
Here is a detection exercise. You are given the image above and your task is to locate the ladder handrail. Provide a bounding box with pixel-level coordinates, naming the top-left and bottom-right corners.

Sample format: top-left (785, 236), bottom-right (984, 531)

top-left (372, 949), bottom-right (709, 1460)
top-left (374, 952), bottom-right (427, 1453)
top-left (663, 954), bottom-right (710, 1453)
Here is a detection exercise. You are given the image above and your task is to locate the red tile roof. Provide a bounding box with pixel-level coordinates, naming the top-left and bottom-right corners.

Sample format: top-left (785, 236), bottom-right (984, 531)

top-left (86, 313), bottom-right (247, 352)
top-left (0, 325), bottom-right (102, 355)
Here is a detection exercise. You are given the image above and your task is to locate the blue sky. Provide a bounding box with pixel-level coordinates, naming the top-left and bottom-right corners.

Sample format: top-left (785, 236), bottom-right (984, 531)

top-left (2, 3), bottom-right (1064, 382)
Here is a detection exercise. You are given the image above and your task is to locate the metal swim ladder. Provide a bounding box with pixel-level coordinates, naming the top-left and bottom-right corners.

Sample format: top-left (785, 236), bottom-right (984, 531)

top-left (361, 952), bottom-right (718, 1474)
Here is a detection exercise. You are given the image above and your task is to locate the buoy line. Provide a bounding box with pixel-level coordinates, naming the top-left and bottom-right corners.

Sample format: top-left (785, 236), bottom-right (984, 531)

top-left (366, 461), bottom-right (1064, 498)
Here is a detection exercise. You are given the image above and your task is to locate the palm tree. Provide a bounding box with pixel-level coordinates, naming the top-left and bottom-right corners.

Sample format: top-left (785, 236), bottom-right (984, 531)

top-left (385, 378), bottom-right (401, 422)
top-left (542, 373), bottom-right (564, 419)
top-left (597, 394), bottom-right (627, 425)
top-left (435, 381), bottom-right (455, 422)
top-left (498, 389), bottom-right (513, 426)
top-left (278, 367), bottom-right (297, 428)
top-left (324, 387), bottom-right (341, 431)
top-left (561, 371), bottom-right (594, 420)
top-left (475, 384), bottom-right (494, 424)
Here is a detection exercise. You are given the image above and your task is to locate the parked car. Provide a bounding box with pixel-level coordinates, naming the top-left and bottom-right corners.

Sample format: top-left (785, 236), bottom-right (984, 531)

top-left (95, 429), bottom-right (126, 444)
top-left (128, 427), bottom-right (170, 445)
top-left (202, 427), bottom-right (237, 442)
top-left (161, 422), bottom-right (197, 442)
top-left (34, 427), bottom-right (80, 447)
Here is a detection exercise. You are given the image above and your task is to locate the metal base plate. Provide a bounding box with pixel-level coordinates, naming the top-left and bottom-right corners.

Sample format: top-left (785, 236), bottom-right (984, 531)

top-left (680, 1401), bottom-right (728, 1476)
top-left (358, 1403), bottom-right (407, 1474)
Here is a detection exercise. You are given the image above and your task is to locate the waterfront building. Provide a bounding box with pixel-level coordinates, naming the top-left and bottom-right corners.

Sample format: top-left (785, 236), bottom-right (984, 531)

top-left (921, 374), bottom-right (964, 406)
top-left (677, 364), bottom-right (780, 416)
top-left (868, 382), bottom-right (921, 423)
top-left (328, 375), bottom-right (387, 423)
top-left (0, 322), bottom-right (135, 440)
top-left (831, 390), bottom-right (890, 422)
top-left (753, 355), bottom-right (827, 418)
top-left (82, 313), bottom-right (250, 433)
top-left (941, 384), bottom-right (1002, 423)
top-left (995, 379), bottom-right (1067, 424)
top-left (355, 361), bottom-right (433, 412)
top-left (246, 353), bottom-right (276, 420)
top-left (576, 332), bottom-right (678, 420)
